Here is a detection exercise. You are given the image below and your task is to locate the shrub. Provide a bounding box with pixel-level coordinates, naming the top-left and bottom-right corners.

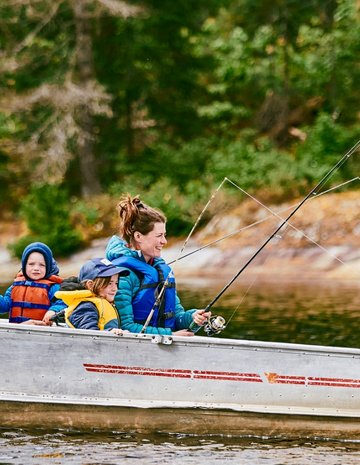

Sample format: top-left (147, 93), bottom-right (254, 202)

top-left (10, 184), bottom-right (83, 259)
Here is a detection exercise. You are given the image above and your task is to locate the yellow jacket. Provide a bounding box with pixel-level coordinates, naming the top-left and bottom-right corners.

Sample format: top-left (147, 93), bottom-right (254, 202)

top-left (56, 289), bottom-right (120, 331)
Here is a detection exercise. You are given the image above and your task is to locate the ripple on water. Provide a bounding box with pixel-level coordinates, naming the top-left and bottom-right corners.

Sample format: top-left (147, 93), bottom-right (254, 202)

top-left (0, 430), bottom-right (360, 465)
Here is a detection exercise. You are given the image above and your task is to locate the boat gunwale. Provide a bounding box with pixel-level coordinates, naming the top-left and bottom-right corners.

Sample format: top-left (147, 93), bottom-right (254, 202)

top-left (1, 320), bottom-right (360, 357)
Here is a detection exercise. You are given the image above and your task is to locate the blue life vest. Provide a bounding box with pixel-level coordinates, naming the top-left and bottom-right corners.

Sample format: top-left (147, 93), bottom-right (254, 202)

top-left (112, 256), bottom-right (176, 329)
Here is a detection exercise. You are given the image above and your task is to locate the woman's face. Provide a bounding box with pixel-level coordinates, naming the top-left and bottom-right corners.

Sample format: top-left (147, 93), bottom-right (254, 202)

top-left (98, 274), bottom-right (119, 303)
top-left (135, 222), bottom-right (167, 262)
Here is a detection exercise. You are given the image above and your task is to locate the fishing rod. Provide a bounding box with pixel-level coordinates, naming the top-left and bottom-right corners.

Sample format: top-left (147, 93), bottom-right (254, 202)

top-left (168, 177), bottom-right (360, 266)
top-left (189, 176), bottom-right (359, 335)
top-left (199, 140), bottom-right (360, 315)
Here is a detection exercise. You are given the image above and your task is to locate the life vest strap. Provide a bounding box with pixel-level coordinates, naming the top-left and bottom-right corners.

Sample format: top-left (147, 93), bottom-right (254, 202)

top-left (135, 311), bottom-right (175, 328)
top-left (12, 301), bottom-right (50, 310)
top-left (139, 282), bottom-right (176, 291)
top-left (13, 280), bottom-right (51, 290)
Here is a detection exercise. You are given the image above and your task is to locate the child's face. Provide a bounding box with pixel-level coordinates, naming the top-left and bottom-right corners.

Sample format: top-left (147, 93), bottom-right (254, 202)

top-left (98, 274), bottom-right (119, 303)
top-left (25, 252), bottom-right (46, 280)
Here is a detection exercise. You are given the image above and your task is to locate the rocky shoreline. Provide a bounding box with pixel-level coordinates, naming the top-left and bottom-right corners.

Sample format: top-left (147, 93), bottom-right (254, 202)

top-left (1, 237), bottom-right (359, 287)
top-left (0, 190), bottom-right (359, 286)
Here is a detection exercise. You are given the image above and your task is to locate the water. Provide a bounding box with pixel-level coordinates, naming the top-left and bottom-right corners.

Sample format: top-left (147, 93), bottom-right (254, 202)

top-left (1, 278), bottom-right (360, 463)
top-left (178, 277), bottom-right (359, 348)
top-left (0, 430), bottom-right (360, 465)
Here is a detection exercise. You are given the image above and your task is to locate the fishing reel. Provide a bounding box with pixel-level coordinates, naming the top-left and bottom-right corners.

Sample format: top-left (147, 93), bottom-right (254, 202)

top-left (203, 315), bottom-right (226, 337)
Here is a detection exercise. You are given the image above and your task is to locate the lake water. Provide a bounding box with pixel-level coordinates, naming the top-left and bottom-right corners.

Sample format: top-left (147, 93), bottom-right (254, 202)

top-left (1, 277), bottom-right (359, 464)
top-left (179, 277), bottom-right (359, 348)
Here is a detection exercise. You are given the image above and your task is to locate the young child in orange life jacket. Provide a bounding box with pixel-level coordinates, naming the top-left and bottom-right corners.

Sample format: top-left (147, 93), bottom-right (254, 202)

top-left (0, 242), bottom-right (63, 325)
top-left (56, 258), bottom-right (130, 334)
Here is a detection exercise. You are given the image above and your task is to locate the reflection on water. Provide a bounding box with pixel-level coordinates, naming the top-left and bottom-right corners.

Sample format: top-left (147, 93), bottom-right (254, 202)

top-left (178, 278), bottom-right (359, 348)
top-left (0, 429), bottom-right (360, 465)
top-left (1, 279), bottom-right (360, 463)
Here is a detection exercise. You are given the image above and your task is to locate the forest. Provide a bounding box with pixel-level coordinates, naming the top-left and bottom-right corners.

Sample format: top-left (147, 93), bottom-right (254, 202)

top-left (0, 0), bottom-right (359, 258)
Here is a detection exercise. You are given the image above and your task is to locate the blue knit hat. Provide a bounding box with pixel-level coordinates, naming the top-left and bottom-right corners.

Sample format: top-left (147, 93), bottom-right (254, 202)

top-left (21, 242), bottom-right (59, 279)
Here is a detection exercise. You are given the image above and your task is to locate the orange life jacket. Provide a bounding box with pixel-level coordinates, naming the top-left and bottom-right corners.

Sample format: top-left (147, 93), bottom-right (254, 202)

top-left (10, 273), bottom-right (63, 323)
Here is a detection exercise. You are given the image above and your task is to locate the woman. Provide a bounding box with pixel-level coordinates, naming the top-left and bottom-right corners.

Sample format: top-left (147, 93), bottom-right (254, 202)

top-left (105, 194), bottom-right (210, 335)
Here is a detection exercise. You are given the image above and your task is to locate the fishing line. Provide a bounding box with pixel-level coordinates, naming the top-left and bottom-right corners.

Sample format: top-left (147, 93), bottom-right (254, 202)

top-left (202, 139), bottom-right (360, 312)
top-left (194, 177), bottom-right (359, 333)
top-left (220, 177), bottom-right (359, 331)
top-left (169, 177), bottom-right (228, 268)
top-left (226, 179), bottom-right (346, 265)
top-left (140, 178), bottom-right (228, 333)
top-left (224, 276), bottom-right (258, 328)
top-left (168, 176), bottom-right (360, 265)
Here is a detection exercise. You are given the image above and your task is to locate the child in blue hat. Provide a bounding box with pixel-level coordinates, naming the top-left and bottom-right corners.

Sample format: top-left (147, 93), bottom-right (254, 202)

top-left (56, 258), bottom-right (129, 334)
top-left (0, 242), bottom-right (63, 324)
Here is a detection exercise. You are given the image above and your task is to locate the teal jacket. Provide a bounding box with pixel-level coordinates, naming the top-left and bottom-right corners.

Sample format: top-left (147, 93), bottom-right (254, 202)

top-left (105, 235), bottom-right (197, 335)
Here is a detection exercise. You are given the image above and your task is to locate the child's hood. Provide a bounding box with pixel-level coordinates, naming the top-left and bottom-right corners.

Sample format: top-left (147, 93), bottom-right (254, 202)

top-left (21, 241), bottom-right (60, 279)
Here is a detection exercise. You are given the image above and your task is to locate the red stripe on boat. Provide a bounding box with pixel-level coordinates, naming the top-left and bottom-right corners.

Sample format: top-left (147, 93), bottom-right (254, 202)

top-left (265, 372), bottom-right (360, 388)
top-left (83, 365), bottom-right (360, 388)
top-left (83, 364), bottom-right (262, 382)
top-left (194, 371), bottom-right (262, 382)
top-left (308, 376), bottom-right (360, 388)
top-left (84, 364), bottom-right (192, 378)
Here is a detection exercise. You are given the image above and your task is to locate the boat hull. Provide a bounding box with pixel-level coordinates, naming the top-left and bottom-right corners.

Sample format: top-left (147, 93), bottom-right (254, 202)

top-left (2, 401), bottom-right (360, 439)
top-left (1, 322), bottom-right (360, 438)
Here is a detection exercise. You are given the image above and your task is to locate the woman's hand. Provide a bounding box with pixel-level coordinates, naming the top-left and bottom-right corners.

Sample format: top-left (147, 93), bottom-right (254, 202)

top-left (173, 329), bottom-right (195, 337)
top-left (192, 309), bottom-right (211, 326)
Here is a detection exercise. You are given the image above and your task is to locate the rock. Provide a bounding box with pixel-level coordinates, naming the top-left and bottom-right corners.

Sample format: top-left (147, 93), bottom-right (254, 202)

top-left (0, 191), bottom-right (359, 286)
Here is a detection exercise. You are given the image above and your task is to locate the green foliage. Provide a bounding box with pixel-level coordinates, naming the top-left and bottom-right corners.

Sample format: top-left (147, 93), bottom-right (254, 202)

top-left (10, 184), bottom-right (83, 259)
top-left (0, 0), bottom-right (359, 247)
top-left (295, 113), bottom-right (357, 184)
top-left (71, 201), bottom-right (99, 226)
top-left (208, 135), bottom-right (299, 196)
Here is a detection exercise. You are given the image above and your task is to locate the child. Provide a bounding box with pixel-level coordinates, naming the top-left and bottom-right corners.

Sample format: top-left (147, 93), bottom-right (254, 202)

top-left (0, 242), bottom-right (63, 325)
top-left (56, 258), bottom-right (129, 334)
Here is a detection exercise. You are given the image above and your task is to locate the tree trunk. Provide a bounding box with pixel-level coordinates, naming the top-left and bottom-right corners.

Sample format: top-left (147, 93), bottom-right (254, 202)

top-left (280, 3), bottom-right (290, 144)
top-left (322, 0), bottom-right (338, 116)
top-left (71, 0), bottom-right (102, 198)
top-left (125, 92), bottom-right (135, 158)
